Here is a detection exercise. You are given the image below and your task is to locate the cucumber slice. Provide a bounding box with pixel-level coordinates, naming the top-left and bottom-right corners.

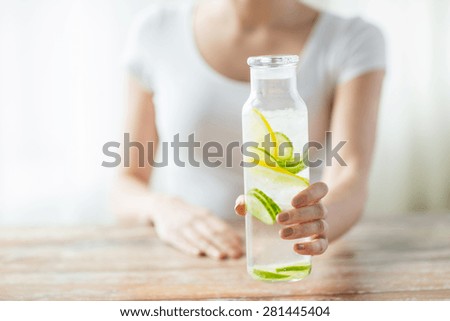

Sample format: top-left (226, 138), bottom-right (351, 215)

top-left (246, 188), bottom-right (281, 225)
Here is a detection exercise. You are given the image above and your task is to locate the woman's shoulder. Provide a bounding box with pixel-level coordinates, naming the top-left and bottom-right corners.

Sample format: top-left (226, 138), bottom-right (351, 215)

top-left (124, 2), bottom-right (192, 88)
top-left (317, 11), bottom-right (386, 83)
top-left (129, 2), bottom-right (190, 40)
top-left (321, 11), bottom-right (385, 46)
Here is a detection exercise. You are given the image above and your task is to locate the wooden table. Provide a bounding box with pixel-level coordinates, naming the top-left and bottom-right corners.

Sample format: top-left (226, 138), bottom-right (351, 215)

top-left (1, 213), bottom-right (449, 300)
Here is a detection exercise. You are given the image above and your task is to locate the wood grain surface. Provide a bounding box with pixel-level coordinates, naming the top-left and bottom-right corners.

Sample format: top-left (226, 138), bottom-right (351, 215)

top-left (1, 213), bottom-right (449, 300)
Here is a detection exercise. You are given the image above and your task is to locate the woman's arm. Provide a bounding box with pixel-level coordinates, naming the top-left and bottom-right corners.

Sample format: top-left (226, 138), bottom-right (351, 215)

top-left (111, 75), bottom-right (160, 224)
top-left (111, 75), bottom-right (243, 259)
top-left (322, 70), bottom-right (385, 242)
top-left (235, 70), bottom-right (385, 254)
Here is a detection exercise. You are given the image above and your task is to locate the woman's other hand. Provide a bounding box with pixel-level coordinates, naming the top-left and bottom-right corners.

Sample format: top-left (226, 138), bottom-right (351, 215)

top-left (235, 182), bottom-right (328, 255)
top-left (153, 196), bottom-right (244, 260)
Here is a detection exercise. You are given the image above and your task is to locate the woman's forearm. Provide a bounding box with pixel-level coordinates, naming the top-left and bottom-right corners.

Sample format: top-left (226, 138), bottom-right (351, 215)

top-left (322, 171), bottom-right (369, 242)
top-left (111, 173), bottom-right (168, 225)
top-left (113, 76), bottom-right (161, 224)
top-left (322, 71), bottom-right (384, 241)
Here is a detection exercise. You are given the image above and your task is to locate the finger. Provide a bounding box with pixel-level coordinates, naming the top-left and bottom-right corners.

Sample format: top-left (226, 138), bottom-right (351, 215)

top-left (194, 220), bottom-right (243, 259)
top-left (191, 217), bottom-right (241, 259)
top-left (234, 195), bottom-right (246, 216)
top-left (203, 240), bottom-right (228, 260)
top-left (207, 216), bottom-right (242, 245)
top-left (291, 182), bottom-right (328, 208)
top-left (211, 233), bottom-right (244, 259)
top-left (181, 227), bottom-right (226, 260)
top-left (277, 202), bottom-right (327, 225)
top-left (294, 237), bottom-right (328, 255)
top-left (280, 219), bottom-right (328, 240)
top-left (197, 219), bottom-right (242, 249)
top-left (168, 234), bottom-right (203, 257)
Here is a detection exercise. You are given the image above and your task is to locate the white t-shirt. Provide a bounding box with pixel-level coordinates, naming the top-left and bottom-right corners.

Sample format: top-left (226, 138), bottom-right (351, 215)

top-left (124, 0), bottom-right (386, 219)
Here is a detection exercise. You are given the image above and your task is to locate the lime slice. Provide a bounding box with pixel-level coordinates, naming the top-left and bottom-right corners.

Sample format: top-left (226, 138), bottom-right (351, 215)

top-left (274, 132), bottom-right (293, 161)
top-left (252, 269), bottom-right (291, 280)
top-left (251, 161), bottom-right (310, 187)
top-left (246, 188), bottom-right (281, 225)
top-left (244, 146), bottom-right (278, 167)
top-left (278, 149), bottom-right (308, 174)
top-left (275, 264), bottom-right (311, 273)
top-left (250, 108), bottom-right (278, 158)
top-left (277, 158), bottom-right (306, 174)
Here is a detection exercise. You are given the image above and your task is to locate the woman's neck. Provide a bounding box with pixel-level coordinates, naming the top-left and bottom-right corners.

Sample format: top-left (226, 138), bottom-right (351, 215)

top-left (227, 0), bottom-right (317, 29)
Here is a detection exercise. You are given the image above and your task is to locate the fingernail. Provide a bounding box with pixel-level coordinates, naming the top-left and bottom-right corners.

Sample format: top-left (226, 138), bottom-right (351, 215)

top-left (295, 244), bottom-right (305, 251)
top-left (277, 213), bottom-right (289, 222)
top-left (282, 227), bottom-right (293, 237)
top-left (235, 203), bottom-right (246, 215)
top-left (230, 250), bottom-right (243, 259)
top-left (292, 195), bottom-right (306, 207)
top-left (218, 252), bottom-right (227, 260)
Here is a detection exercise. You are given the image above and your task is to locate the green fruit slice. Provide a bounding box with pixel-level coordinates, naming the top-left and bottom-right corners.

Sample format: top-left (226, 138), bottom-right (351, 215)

top-left (252, 269), bottom-right (291, 280)
top-left (246, 188), bottom-right (281, 225)
top-left (283, 161), bottom-right (305, 174)
top-left (275, 264), bottom-right (311, 273)
top-left (249, 108), bottom-right (278, 158)
top-left (250, 161), bottom-right (310, 188)
top-left (274, 132), bottom-right (293, 161)
top-left (277, 158), bottom-right (306, 174)
top-left (245, 146), bottom-right (278, 167)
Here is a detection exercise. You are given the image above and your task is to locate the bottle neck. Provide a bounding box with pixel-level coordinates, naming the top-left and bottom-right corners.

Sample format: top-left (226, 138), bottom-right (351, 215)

top-left (250, 66), bottom-right (297, 96)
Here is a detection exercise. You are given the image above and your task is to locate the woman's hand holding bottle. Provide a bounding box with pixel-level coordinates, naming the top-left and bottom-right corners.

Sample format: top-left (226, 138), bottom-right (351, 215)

top-left (235, 182), bottom-right (329, 256)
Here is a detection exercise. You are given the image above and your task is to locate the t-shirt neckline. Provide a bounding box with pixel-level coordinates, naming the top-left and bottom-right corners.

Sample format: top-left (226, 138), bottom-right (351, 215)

top-left (185, 1), bottom-right (327, 87)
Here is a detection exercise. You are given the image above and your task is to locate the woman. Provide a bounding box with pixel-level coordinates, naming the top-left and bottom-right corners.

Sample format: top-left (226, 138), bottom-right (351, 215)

top-left (113, 0), bottom-right (385, 260)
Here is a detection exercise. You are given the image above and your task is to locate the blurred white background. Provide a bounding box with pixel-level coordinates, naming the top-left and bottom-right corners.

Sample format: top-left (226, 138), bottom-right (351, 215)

top-left (0, 0), bottom-right (449, 226)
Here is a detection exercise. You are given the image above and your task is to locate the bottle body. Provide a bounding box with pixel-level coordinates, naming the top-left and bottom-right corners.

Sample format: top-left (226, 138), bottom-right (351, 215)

top-left (242, 56), bottom-right (311, 282)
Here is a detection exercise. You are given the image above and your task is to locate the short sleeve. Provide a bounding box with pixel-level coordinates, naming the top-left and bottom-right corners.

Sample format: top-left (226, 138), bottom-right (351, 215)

top-left (123, 8), bottom-right (162, 92)
top-left (337, 20), bottom-right (386, 84)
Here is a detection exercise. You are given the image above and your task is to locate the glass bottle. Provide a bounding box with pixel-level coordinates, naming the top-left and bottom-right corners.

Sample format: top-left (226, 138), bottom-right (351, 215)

top-left (242, 55), bottom-right (311, 282)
